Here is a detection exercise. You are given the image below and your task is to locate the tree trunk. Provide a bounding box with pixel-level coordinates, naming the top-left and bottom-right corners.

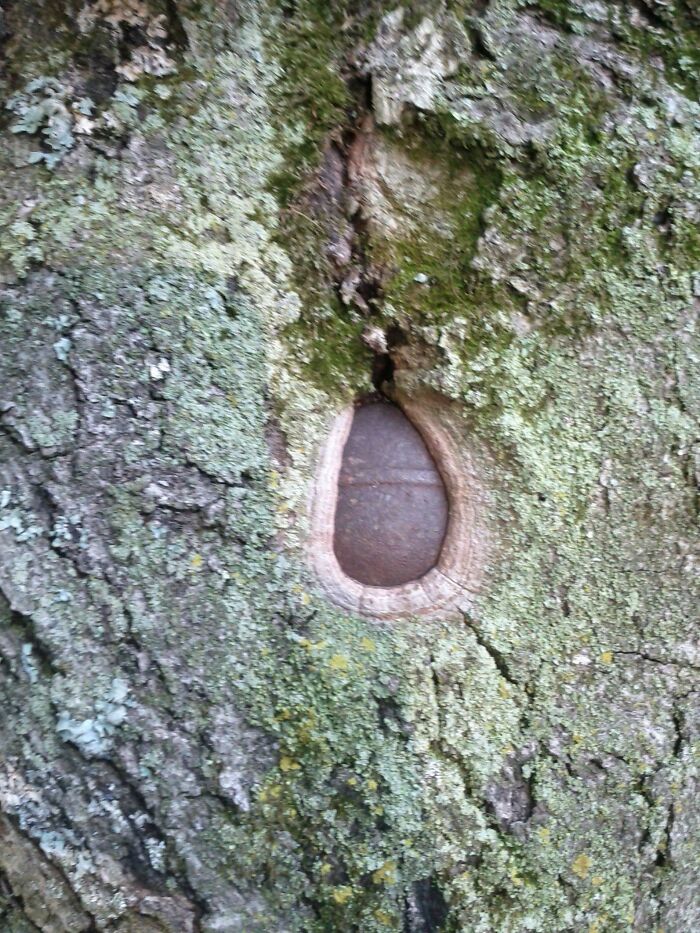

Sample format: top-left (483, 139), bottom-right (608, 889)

top-left (1, 1), bottom-right (698, 931)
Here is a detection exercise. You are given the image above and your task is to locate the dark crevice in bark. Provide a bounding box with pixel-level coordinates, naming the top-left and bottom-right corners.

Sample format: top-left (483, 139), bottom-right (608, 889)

top-left (371, 348), bottom-right (395, 391)
top-left (404, 876), bottom-right (449, 932)
top-left (0, 586), bottom-right (60, 678)
top-left (539, 739), bottom-right (577, 783)
top-left (466, 23), bottom-right (496, 62)
top-left (0, 585), bottom-right (205, 927)
top-left (60, 745), bottom-right (205, 930)
top-left (0, 869), bottom-right (44, 933)
top-left (460, 613), bottom-right (518, 689)
top-left (8, 608), bottom-right (57, 679)
top-left (429, 646), bottom-right (538, 850)
top-left (0, 417), bottom-right (41, 457)
top-left (629, 0), bottom-right (669, 32)
top-left (615, 649), bottom-right (700, 674)
top-left (182, 455), bottom-right (250, 488)
top-left (648, 701), bottom-right (686, 895)
top-left (670, 704), bottom-right (684, 758)
top-left (331, 104), bottom-right (384, 319)
top-left (655, 799), bottom-right (675, 871)
top-left (428, 650), bottom-right (442, 708)
top-left (314, 66), bottom-right (407, 393)
top-left (376, 694), bottom-right (407, 740)
top-left (2, 811), bottom-right (100, 932)
top-left (164, 0), bottom-right (190, 50)
top-left (99, 759), bottom-right (195, 906)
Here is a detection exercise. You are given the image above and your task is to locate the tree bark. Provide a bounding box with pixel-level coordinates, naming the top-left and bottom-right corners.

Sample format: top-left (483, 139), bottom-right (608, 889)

top-left (1, 1), bottom-right (698, 931)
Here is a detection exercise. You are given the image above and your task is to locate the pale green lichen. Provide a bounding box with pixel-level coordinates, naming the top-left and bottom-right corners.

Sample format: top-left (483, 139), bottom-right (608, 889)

top-left (6, 77), bottom-right (95, 168)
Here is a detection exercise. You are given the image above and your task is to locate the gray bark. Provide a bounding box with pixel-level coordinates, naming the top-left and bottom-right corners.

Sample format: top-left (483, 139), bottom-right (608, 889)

top-left (0, 1), bottom-right (698, 931)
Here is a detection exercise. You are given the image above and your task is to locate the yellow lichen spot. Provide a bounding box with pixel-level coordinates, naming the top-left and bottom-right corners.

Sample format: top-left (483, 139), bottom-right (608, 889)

top-left (600, 650), bottom-right (613, 665)
top-left (331, 886), bottom-right (353, 905)
top-left (591, 875), bottom-right (604, 887)
top-left (347, 776), bottom-right (357, 786)
top-left (572, 853), bottom-right (592, 879)
top-left (190, 553), bottom-right (203, 570)
top-left (300, 591), bottom-right (311, 606)
top-left (279, 755), bottom-right (301, 772)
top-left (269, 784), bottom-right (282, 799)
top-left (498, 680), bottom-right (510, 699)
top-left (227, 392), bottom-right (238, 407)
top-left (320, 863), bottom-right (332, 876)
top-left (303, 639), bottom-right (326, 651)
top-left (373, 805), bottom-right (384, 815)
top-left (537, 827), bottom-right (551, 845)
top-left (360, 636), bottom-right (376, 652)
top-left (588, 920), bottom-right (600, 933)
top-left (366, 778), bottom-right (378, 792)
top-left (329, 654), bottom-right (349, 671)
top-left (374, 910), bottom-right (393, 925)
top-left (509, 868), bottom-right (523, 887)
top-left (372, 860), bottom-right (397, 885)
top-left (276, 708), bottom-right (293, 721)
top-left (572, 733), bottom-right (583, 746)
top-left (268, 469), bottom-right (280, 489)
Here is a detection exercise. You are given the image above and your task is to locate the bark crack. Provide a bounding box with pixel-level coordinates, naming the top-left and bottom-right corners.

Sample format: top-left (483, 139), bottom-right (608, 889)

top-left (460, 612), bottom-right (519, 689)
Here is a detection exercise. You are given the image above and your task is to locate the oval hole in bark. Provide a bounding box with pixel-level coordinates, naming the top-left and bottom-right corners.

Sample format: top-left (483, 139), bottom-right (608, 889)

top-left (333, 399), bottom-right (449, 587)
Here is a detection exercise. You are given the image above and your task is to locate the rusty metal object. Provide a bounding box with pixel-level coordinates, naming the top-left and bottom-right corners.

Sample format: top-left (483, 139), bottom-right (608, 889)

top-left (333, 399), bottom-right (449, 587)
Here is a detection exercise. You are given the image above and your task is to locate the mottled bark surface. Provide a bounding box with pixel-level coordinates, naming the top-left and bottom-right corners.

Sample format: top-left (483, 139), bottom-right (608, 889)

top-left (0, 1), bottom-right (698, 931)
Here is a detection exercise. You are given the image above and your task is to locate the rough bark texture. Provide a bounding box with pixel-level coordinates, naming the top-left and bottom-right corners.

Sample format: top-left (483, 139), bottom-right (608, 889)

top-left (0, 1), bottom-right (698, 931)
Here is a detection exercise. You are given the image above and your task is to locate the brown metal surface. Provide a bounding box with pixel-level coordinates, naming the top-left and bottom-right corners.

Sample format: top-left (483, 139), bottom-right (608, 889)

top-left (333, 400), bottom-right (449, 587)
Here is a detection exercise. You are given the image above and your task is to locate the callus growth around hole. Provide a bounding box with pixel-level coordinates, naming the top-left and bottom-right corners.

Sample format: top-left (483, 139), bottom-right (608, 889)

top-left (309, 395), bottom-right (485, 619)
top-left (333, 400), bottom-right (449, 587)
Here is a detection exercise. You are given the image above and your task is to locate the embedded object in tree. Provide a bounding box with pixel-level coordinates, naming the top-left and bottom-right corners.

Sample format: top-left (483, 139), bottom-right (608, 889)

top-left (333, 399), bottom-right (449, 587)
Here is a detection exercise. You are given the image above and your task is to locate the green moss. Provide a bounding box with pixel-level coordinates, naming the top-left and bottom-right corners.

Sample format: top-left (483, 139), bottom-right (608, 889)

top-left (264, 2), bottom-right (352, 208)
top-left (617, 3), bottom-right (700, 101)
top-left (268, 199), bottom-right (374, 397)
top-left (375, 115), bottom-right (503, 327)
